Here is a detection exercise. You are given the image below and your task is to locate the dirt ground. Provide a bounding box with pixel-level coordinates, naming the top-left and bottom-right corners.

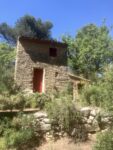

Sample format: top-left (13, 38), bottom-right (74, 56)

top-left (38, 134), bottom-right (96, 150)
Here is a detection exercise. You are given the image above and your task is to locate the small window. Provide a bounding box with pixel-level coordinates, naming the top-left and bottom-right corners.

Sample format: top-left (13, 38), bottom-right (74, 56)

top-left (49, 48), bottom-right (57, 57)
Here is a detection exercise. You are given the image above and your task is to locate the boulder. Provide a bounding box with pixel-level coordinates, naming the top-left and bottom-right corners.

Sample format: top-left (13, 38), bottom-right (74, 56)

top-left (40, 122), bottom-right (51, 131)
top-left (34, 112), bottom-right (47, 118)
top-left (43, 118), bottom-right (50, 124)
top-left (90, 110), bottom-right (97, 117)
top-left (80, 107), bottom-right (91, 117)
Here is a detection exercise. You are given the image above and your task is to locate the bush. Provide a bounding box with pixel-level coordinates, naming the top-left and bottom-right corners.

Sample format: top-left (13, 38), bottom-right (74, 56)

top-left (81, 67), bottom-right (113, 110)
top-left (81, 84), bottom-right (103, 107)
top-left (4, 129), bottom-right (34, 149)
top-left (25, 93), bottom-right (51, 109)
top-left (4, 129), bottom-right (34, 148)
top-left (3, 114), bottom-right (42, 149)
top-left (0, 92), bottom-right (51, 110)
top-left (93, 130), bottom-right (113, 150)
top-left (0, 117), bottom-right (11, 136)
top-left (0, 93), bottom-right (26, 110)
top-left (45, 93), bottom-right (87, 141)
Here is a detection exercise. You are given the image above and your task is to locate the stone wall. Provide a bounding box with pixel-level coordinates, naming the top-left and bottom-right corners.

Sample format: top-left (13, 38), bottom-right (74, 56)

top-left (15, 38), bottom-right (70, 93)
top-left (81, 107), bottom-right (113, 133)
top-left (33, 108), bottom-right (113, 141)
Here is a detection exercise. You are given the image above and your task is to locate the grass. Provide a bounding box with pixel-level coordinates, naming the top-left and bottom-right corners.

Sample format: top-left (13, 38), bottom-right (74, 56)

top-left (38, 137), bottom-right (96, 150)
top-left (0, 138), bottom-right (6, 150)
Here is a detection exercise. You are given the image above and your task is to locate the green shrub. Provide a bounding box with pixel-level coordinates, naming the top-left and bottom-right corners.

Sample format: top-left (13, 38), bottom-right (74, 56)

top-left (4, 128), bottom-right (34, 149)
top-left (0, 92), bottom-right (51, 110)
top-left (0, 138), bottom-right (6, 150)
top-left (45, 93), bottom-right (87, 141)
top-left (25, 93), bottom-right (51, 109)
top-left (81, 84), bottom-right (103, 107)
top-left (80, 67), bottom-right (113, 111)
top-left (3, 114), bottom-right (41, 149)
top-left (81, 82), bottom-right (113, 110)
top-left (0, 93), bottom-right (26, 110)
top-left (10, 93), bottom-right (26, 109)
top-left (0, 117), bottom-right (11, 136)
top-left (93, 130), bottom-right (113, 150)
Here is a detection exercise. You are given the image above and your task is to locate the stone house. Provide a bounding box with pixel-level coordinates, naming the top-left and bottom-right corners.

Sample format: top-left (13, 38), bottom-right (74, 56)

top-left (15, 36), bottom-right (89, 99)
top-left (15, 36), bottom-right (70, 94)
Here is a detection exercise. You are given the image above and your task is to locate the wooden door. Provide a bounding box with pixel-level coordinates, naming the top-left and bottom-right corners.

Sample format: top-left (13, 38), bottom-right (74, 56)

top-left (33, 68), bottom-right (43, 93)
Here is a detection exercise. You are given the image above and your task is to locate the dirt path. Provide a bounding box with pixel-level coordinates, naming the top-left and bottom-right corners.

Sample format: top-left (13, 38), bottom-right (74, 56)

top-left (38, 135), bottom-right (96, 150)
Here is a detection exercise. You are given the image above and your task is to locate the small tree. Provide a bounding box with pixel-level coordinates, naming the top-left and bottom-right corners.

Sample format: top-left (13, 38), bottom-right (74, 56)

top-left (93, 130), bottom-right (113, 150)
top-left (0, 43), bottom-right (15, 93)
top-left (63, 24), bottom-right (113, 79)
top-left (81, 65), bottom-right (113, 110)
top-left (0, 15), bottom-right (53, 45)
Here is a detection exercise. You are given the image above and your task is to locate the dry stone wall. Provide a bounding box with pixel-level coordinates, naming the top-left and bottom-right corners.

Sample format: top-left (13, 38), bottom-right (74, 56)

top-left (33, 108), bottom-right (113, 141)
top-left (80, 107), bottom-right (113, 133)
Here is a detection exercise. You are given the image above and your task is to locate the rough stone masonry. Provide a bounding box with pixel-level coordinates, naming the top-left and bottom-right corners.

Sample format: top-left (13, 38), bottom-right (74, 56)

top-left (15, 36), bottom-right (70, 94)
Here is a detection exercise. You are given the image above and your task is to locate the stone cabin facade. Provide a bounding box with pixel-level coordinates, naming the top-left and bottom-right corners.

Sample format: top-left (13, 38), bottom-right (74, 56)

top-left (15, 37), bottom-right (70, 94)
top-left (15, 36), bottom-right (89, 100)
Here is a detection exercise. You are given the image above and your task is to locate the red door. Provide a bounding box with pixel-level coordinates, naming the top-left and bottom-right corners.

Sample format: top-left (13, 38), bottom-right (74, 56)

top-left (33, 68), bottom-right (43, 93)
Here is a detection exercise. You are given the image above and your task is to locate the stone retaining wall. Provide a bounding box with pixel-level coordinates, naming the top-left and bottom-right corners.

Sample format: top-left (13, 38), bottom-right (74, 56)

top-left (80, 107), bottom-right (113, 133)
top-left (33, 108), bottom-right (113, 141)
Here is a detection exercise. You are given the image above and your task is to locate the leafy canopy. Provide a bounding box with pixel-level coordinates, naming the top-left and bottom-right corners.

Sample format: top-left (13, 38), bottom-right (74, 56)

top-left (0, 43), bottom-right (15, 93)
top-left (63, 24), bottom-right (113, 79)
top-left (81, 65), bottom-right (113, 110)
top-left (0, 15), bottom-right (53, 45)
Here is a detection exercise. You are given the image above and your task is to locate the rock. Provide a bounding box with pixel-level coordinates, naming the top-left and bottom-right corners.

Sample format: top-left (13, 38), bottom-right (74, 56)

top-left (100, 117), bottom-right (113, 129)
top-left (101, 128), bottom-right (109, 133)
top-left (34, 112), bottom-right (47, 118)
top-left (89, 116), bottom-right (95, 121)
top-left (85, 123), bottom-right (99, 133)
top-left (87, 116), bottom-right (94, 124)
top-left (40, 122), bottom-right (51, 131)
top-left (92, 120), bottom-right (100, 132)
top-left (90, 110), bottom-right (97, 117)
top-left (108, 116), bottom-right (113, 122)
top-left (62, 132), bottom-right (68, 137)
top-left (71, 127), bottom-right (87, 141)
top-left (71, 128), bottom-right (78, 136)
top-left (101, 112), bottom-right (112, 117)
top-left (80, 107), bottom-right (91, 117)
top-left (45, 133), bottom-right (53, 141)
top-left (43, 118), bottom-right (50, 124)
top-left (101, 117), bottom-right (110, 124)
top-left (82, 117), bottom-right (88, 123)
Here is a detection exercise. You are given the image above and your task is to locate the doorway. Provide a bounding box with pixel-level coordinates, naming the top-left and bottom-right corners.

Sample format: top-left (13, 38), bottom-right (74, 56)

top-left (33, 68), bottom-right (44, 93)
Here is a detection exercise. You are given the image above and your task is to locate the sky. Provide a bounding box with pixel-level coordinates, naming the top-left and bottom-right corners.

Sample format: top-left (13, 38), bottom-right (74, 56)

top-left (0, 0), bottom-right (113, 40)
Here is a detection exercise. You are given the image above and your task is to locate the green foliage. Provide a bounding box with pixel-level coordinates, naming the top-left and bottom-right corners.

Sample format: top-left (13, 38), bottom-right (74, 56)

top-left (4, 117), bottom-right (35, 149)
top-left (0, 117), bottom-right (11, 136)
top-left (0, 43), bottom-right (16, 94)
top-left (63, 24), bottom-right (113, 79)
top-left (81, 84), bottom-right (103, 107)
top-left (81, 66), bottom-right (113, 110)
top-left (25, 93), bottom-right (51, 109)
top-left (0, 15), bottom-right (53, 45)
top-left (0, 93), bottom-right (26, 110)
top-left (0, 92), bottom-right (51, 110)
top-left (0, 114), bottom-right (41, 149)
top-left (0, 138), bottom-right (6, 150)
top-left (46, 93), bottom-right (83, 135)
top-left (93, 130), bottom-right (113, 150)
top-left (4, 129), bottom-right (34, 148)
